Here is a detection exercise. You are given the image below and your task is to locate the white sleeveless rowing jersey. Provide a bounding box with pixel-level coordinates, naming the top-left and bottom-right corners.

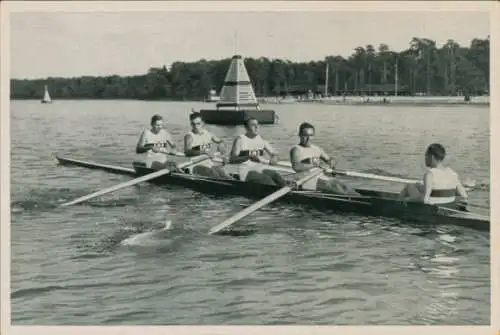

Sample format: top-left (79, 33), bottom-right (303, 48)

top-left (290, 144), bottom-right (325, 190)
top-left (224, 134), bottom-right (268, 180)
top-left (141, 129), bottom-right (171, 149)
top-left (238, 134), bottom-right (267, 157)
top-left (138, 128), bottom-right (173, 167)
top-left (184, 130), bottom-right (216, 171)
top-left (188, 130), bottom-right (213, 153)
top-left (291, 144), bottom-right (322, 166)
top-left (426, 167), bottom-right (459, 204)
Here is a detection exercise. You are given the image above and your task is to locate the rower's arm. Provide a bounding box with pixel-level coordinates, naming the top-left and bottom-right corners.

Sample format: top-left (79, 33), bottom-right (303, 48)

top-left (456, 179), bottom-right (469, 200)
top-left (422, 171), bottom-right (434, 204)
top-left (154, 133), bottom-right (177, 154)
top-left (263, 141), bottom-right (279, 164)
top-left (321, 151), bottom-right (334, 166)
top-left (135, 130), bottom-right (148, 154)
top-left (166, 133), bottom-right (177, 150)
top-left (211, 135), bottom-right (223, 144)
top-left (290, 147), bottom-right (314, 172)
top-left (184, 133), bottom-right (202, 157)
top-left (263, 141), bottom-right (276, 156)
top-left (211, 135), bottom-right (227, 155)
top-left (229, 137), bottom-right (250, 164)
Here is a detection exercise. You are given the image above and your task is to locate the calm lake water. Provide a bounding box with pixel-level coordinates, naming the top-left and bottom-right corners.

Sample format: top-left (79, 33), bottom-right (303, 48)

top-left (9, 100), bottom-right (490, 325)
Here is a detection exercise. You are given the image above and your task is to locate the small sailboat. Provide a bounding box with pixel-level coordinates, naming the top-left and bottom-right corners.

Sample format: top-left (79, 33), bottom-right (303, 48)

top-left (41, 85), bottom-right (52, 104)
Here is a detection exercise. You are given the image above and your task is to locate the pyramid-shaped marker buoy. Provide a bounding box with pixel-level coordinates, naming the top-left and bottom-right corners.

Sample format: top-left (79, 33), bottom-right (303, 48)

top-left (200, 55), bottom-right (277, 125)
top-left (217, 55), bottom-right (259, 108)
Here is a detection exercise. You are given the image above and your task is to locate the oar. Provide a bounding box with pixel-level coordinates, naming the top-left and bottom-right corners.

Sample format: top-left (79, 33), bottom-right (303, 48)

top-left (174, 151), bottom-right (483, 191)
top-left (208, 167), bottom-right (325, 235)
top-left (331, 169), bottom-right (480, 191)
top-left (169, 151), bottom-right (294, 169)
top-left (332, 169), bottom-right (418, 184)
top-left (60, 154), bottom-right (211, 207)
top-left (436, 206), bottom-right (489, 221)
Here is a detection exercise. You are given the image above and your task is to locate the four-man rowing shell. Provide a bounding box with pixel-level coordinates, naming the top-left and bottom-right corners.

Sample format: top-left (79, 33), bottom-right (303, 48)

top-left (57, 113), bottom-right (489, 234)
top-left (55, 155), bottom-right (489, 232)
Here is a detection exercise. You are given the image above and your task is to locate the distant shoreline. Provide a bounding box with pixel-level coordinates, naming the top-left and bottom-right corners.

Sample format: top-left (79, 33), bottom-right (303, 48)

top-left (11, 96), bottom-right (490, 106)
top-left (257, 95), bottom-right (490, 106)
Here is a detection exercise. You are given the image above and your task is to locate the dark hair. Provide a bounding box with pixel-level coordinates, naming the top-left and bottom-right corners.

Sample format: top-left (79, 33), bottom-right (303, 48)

top-left (244, 117), bottom-right (258, 128)
top-left (189, 112), bottom-right (203, 121)
top-left (299, 122), bottom-right (315, 135)
top-left (151, 114), bottom-right (163, 125)
top-left (426, 143), bottom-right (446, 161)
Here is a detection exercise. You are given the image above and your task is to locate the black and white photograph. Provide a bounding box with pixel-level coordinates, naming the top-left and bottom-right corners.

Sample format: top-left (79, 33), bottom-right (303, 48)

top-left (1, 1), bottom-right (498, 333)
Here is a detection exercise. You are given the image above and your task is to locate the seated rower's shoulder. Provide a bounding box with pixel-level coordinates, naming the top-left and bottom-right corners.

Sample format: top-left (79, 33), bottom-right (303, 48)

top-left (311, 144), bottom-right (322, 151)
top-left (446, 166), bottom-right (460, 179)
top-left (436, 166), bottom-right (458, 176)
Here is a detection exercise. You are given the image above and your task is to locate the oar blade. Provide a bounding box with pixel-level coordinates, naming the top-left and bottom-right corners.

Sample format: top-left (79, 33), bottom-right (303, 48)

top-left (208, 185), bottom-right (293, 235)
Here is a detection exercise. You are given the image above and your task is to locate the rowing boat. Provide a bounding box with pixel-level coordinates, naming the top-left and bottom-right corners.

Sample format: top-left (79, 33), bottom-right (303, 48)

top-left (55, 155), bottom-right (490, 232)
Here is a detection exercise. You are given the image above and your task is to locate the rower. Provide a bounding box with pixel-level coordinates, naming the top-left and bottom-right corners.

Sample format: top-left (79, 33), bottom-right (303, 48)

top-left (183, 112), bottom-right (233, 179)
top-left (289, 122), bottom-right (360, 195)
top-left (399, 143), bottom-right (468, 205)
top-left (228, 117), bottom-right (288, 186)
top-left (135, 114), bottom-right (178, 169)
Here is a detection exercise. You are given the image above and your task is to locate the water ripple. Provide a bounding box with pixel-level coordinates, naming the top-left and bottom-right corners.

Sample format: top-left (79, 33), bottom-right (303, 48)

top-left (10, 100), bottom-right (490, 325)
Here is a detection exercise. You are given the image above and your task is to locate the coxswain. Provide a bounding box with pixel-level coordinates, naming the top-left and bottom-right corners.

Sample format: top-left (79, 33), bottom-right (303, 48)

top-left (399, 143), bottom-right (468, 205)
top-left (228, 117), bottom-right (288, 186)
top-left (183, 112), bottom-right (233, 179)
top-left (289, 122), bottom-right (360, 195)
top-left (135, 114), bottom-right (178, 169)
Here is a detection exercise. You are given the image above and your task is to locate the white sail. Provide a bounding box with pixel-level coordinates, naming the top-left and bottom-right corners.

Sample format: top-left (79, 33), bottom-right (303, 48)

top-left (41, 85), bottom-right (52, 103)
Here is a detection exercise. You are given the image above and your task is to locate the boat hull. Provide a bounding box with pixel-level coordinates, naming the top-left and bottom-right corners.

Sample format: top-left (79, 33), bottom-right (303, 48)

top-left (132, 164), bottom-right (488, 231)
top-left (54, 156), bottom-right (489, 231)
top-left (199, 109), bottom-right (276, 125)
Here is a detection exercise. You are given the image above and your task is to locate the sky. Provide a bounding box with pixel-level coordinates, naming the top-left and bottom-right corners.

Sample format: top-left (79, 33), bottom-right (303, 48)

top-left (9, 9), bottom-right (490, 79)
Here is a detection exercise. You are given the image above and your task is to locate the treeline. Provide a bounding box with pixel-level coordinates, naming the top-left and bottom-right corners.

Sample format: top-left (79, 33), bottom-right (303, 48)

top-left (11, 36), bottom-right (489, 101)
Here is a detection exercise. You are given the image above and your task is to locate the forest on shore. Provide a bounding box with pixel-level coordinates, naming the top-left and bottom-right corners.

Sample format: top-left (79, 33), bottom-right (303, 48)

top-left (11, 36), bottom-right (489, 101)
